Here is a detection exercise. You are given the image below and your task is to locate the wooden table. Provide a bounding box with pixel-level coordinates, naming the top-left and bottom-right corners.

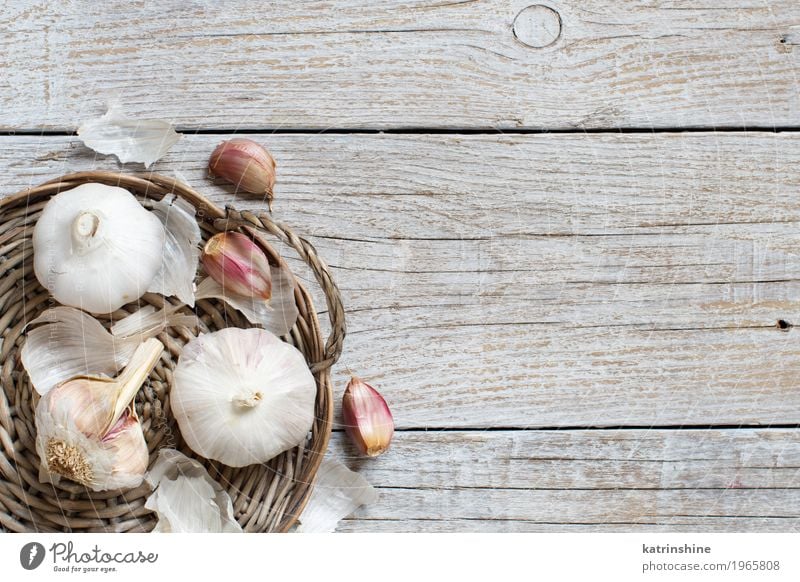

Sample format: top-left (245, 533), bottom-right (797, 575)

top-left (2, 1), bottom-right (800, 532)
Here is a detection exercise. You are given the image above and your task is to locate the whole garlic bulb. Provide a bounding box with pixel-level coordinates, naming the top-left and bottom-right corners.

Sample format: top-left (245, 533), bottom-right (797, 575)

top-left (33, 183), bottom-right (166, 314)
top-left (35, 338), bottom-right (164, 491)
top-left (172, 328), bottom-right (316, 467)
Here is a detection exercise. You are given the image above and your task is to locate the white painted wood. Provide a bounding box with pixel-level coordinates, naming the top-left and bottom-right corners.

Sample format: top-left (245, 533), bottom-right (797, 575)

top-left (338, 519), bottom-right (800, 532)
top-left (1, 133), bottom-right (799, 427)
top-left (1, 1), bottom-right (799, 130)
top-left (329, 430), bottom-right (800, 532)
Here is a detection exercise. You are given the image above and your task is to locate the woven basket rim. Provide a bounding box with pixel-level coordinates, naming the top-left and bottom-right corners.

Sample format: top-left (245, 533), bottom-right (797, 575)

top-left (0, 170), bottom-right (344, 532)
top-left (4, 171), bottom-right (227, 217)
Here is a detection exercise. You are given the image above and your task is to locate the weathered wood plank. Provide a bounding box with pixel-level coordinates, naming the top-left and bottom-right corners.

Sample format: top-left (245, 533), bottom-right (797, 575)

top-left (337, 519), bottom-right (800, 532)
top-left (2, 133), bottom-right (800, 427)
top-left (1, 1), bottom-right (799, 130)
top-left (329, 430), bottom-right (800, 532)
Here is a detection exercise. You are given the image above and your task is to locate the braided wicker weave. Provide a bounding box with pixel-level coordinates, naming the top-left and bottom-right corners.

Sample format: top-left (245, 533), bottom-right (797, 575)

top-left (0, 171), bottom-right (345, 533)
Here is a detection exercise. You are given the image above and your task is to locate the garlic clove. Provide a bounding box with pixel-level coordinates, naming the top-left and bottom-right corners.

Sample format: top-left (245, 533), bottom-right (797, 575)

top-left (46, 376), bottom-right (119, 439)
top-left (208, 139), bottom-right (276, 208)
top-left (201, 232), bottom-right (272, 300)
top-left (102, 408), bottom-right (150, 483)
top-left (342, 376), bottom-right (394, 457)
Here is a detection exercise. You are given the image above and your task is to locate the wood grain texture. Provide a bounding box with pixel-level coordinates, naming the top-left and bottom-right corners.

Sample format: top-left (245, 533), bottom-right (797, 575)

top-left (1, 133), bottom-right (799, 428)
top-left (330, 430), bottom-right (800, 532)
top-left (1, 1), bottom-right (799, 130)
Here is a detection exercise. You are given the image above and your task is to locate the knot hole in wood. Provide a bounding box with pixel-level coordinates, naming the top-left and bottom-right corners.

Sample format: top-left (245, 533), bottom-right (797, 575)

top-left (513, 5), bottom-right (562, 49)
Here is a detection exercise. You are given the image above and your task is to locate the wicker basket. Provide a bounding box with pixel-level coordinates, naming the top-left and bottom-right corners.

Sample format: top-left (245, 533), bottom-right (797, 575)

top-left (0, 171), bottom-right (345, 533)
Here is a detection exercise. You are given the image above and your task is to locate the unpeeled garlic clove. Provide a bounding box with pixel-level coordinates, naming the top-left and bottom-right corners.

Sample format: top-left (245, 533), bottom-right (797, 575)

top-left (102, 409), bottom-right (150, 479)
top-left (46, 379), bottom-right (118, 439)
top-left (208, 139), bottom-right (276, 208)
top-left (201, 232), bottom-right (273, 300)
top-left (342, 376), bottom-right (394, 457)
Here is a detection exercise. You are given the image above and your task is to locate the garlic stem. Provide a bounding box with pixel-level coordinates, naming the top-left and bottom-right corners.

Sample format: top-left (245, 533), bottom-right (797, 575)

top-left (233, 391), bottom-right (263, 409)
top-left (70, 211), bottom-right (101, 253)
top-left (112, 338), bottom-right (164, 423)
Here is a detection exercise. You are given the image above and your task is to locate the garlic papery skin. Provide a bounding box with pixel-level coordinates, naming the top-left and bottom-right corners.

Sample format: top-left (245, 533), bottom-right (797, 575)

top-left (77, 102), bottom-right (181, 168)
top-left (202, 232), bottom-right (272, 300)
top-left (172, 328), bottom-right (315, 467)
top-left (208, 139), bottom-right (276, 207)
top-left (144, 449), bottom-right (242, 533)
top-left (147, 195), bottom-right (202, 306)
top-left (33, 183), bottom-right (166, 314)
top-left (35, 338), bottom-right (164, 491)
top-left (22, 307), bottom-right (136, 395)
top-left (195, 263), bottom-right (299, 337)
top-left (23, 305), bottom-right (196, 396)
top-left (296, 458), bottom-right (378, 533)
top-left (342, 376), bottom-right (394, 457)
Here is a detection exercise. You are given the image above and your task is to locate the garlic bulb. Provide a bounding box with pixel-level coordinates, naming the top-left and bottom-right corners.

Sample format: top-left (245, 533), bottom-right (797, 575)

top-left (33, 183), bottom-right (166, 314)
top-left (35, 338), bottom-right (164, 491)
top-left (172, 328), bottom-right (315, 467)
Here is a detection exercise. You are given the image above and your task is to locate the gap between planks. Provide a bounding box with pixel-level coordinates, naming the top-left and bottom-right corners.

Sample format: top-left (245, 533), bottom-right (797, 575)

top-left (4, 127), bottom-right (800, 137)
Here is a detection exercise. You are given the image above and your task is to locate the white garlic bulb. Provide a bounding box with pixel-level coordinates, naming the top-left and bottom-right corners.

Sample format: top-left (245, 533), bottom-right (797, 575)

top-left (35, 338), bottom-right (164, 491)
top-left (33, 183), bottom-right (166, 314)
top-left (172, 328), bottom-right (316, 467)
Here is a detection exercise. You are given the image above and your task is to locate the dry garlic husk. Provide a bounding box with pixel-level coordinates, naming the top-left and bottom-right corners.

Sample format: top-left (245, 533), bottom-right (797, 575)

top-left (296, 458), bottom-right (378, 533)
top-left (195, 261), bottom-right (299, 337)
top-left (145, 449), bottom-right (242, 533)
top-left (35, 338), bottom-right (164, 491)
top-left (172, 328), bottom-right (315, 467)
top-left (147, 195), bottom-right (202, 306)
top-left (33, 183), bottom-right (166, 314)
top-left (209, 139), bottom-right (276, 208)
top-left (22, 307), bottom-right (136, 396)
top-left (78, 102), bottom-right (181, 168)
top-left (23, 305), bottom-right (196, 395)
top-left (110, 303), bottom-right (199, 341)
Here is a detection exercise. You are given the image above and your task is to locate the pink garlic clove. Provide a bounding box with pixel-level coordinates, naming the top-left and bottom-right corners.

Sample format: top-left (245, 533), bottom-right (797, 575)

top-left (342, 376), bottom-right (394, 457)
top-left (201, 232), bottom-right (273, 300)
top-left (208, 139), bottom-right (276, 209)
